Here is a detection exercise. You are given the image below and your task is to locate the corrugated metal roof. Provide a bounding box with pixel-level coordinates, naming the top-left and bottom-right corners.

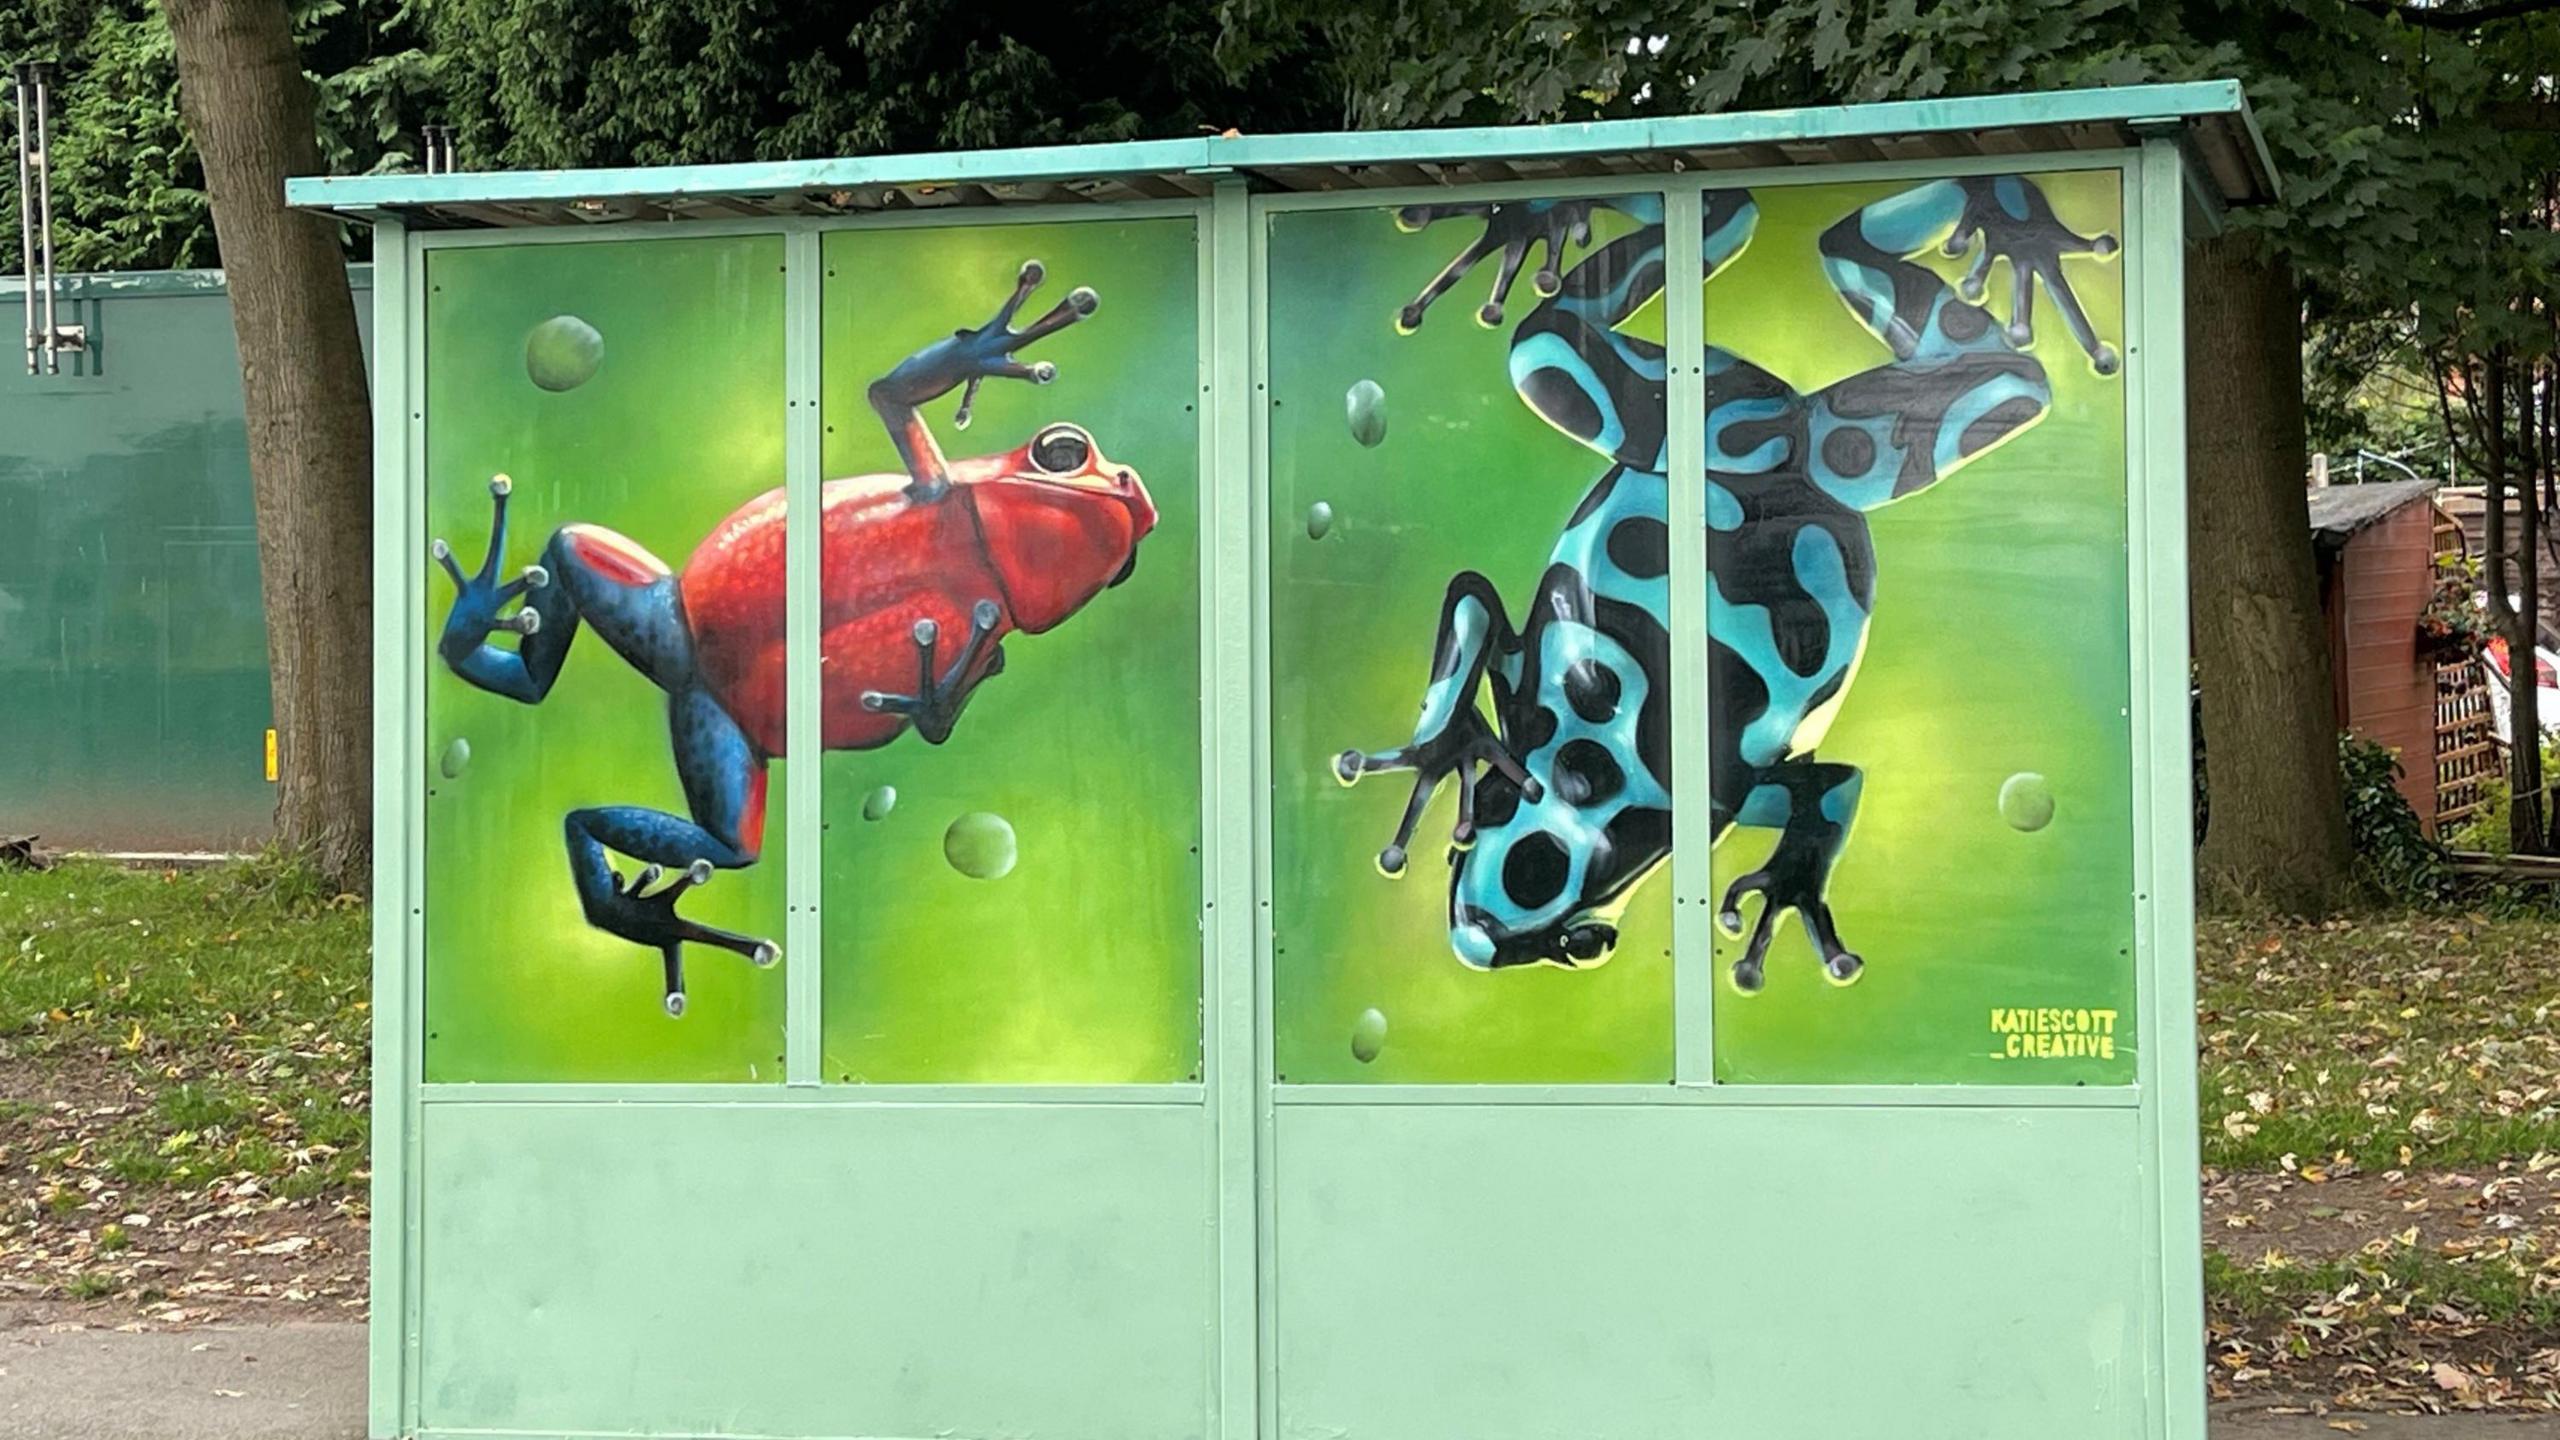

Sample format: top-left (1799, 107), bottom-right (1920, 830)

top-left (285, 81), bottom-right (2275, 232)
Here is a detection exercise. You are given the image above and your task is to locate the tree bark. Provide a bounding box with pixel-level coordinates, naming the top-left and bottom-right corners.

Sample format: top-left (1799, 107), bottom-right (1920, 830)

top-left (2186, 234), bottom-right (2355, 912)
top-left (162, 0), bottom-right (373, 890)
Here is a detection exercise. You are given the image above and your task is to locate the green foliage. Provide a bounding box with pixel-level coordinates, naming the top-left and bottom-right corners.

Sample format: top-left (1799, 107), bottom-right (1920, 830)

top-left (0, 0), bottom-right (436, 273)
top-left (420, 0), bottom-right (1342, 170)
top-left (2337, 731), bottom-right (2449, 903)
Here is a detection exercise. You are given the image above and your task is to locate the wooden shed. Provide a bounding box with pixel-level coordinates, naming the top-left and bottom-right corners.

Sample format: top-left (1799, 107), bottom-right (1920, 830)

top-left (2308, 478), bottom-right (2444, 826)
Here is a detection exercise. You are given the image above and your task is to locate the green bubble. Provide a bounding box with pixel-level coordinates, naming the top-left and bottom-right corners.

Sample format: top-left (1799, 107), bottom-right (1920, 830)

top-left (1306, 501), bottom-right (1334, 540)
top-left (1350, 1007), bottom-right (1387, 1063)
top-left (861, 785), bottom-right (897, 821)
top-left (1346, 378), bottom-right (1387, 447)
top-left (1999, 772), bottom-right (2055, 832)
top-left (438, 736), bottom-right (471, 780)
top-left (525, 315), bottom-right (604, 392)
top-left (943, 811), bottom-right (1017, 880)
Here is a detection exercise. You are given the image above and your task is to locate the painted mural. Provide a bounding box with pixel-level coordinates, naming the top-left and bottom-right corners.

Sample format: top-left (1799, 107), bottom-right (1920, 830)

top-left (424, 236), bottom-right (789, 1082)
top-left (1273, 170), bottom-right (2135, 1086)
top-left (423, 222), bottom-right (1199, 1084)
top-left (816, 220), bottom-right (1203, 1085)
top-left (1269, 196), bottom-right (1677, 1084)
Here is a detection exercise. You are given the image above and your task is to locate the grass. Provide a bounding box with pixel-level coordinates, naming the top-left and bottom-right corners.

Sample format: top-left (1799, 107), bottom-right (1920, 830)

top-left (2198, 910), bottom-right (2560, 1172)
top-left (0, 855), bottom-right (371, 1208)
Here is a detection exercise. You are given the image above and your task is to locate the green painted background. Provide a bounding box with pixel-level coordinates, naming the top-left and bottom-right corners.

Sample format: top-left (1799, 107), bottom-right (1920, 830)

top-left (423, 236), bottom-right (789, 1083)
top-left (816, 220), bottom-right (1203, 1084)
top-left (1707, 172), bottom-right (2136, 1084)
top-left (1267, 201), bottom-right (1675, 1085)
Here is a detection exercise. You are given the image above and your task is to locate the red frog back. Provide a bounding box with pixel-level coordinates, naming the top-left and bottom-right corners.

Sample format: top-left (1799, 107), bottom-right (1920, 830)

top-left (680, 422), bottom-right (1155, 755)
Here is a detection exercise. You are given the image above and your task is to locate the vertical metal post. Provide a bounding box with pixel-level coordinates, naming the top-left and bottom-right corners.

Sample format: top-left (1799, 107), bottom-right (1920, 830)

top-left (14, 65), bottom-right (35, 376)
top-left (32, 62), bottom-right (59, 374)
top-left (784, 228), bottom-right (822, 1086)
top-left (1663, 186), bottom-right (1712, 1085)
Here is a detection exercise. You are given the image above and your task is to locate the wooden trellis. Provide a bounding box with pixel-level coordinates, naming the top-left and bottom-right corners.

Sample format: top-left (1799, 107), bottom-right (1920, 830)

top-left (2436, 657), bottom-right (2498, 834)
top-left (2432, 506), bottom-right (2498, 835)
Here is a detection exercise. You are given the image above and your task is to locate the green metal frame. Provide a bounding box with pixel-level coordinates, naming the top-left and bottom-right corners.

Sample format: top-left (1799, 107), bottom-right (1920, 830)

top-left (355, 92), bottom-right (2228, 1440)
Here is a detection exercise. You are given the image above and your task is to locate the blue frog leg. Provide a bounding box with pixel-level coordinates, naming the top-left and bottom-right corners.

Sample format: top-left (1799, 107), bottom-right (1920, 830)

top-left (431, 474), bottom-right (776, 1015)
top-left (1335, 571), bottom-right (1546, 878)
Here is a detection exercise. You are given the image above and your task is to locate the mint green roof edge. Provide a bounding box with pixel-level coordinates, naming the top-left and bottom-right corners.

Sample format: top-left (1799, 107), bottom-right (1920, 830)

top-left (286, 81), bottom-right (2271, 214)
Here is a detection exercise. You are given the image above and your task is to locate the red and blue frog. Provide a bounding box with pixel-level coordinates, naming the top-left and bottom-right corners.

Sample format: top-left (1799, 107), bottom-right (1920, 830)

top-left (432, 260), bottom-right (1155, 1015)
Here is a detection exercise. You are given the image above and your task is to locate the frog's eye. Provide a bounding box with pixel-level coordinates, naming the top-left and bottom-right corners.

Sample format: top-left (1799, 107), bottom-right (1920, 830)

top-left (1029, 424), bottom-right (1093, 476)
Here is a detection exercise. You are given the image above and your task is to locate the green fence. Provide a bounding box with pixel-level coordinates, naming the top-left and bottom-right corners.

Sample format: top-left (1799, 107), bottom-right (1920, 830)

top-left (0, 268), bottom-right (369, 852)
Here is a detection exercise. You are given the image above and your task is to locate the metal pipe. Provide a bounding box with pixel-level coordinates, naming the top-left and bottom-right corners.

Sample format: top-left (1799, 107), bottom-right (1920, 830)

top-left (33, 62), bottom-right (61, 374)
top-left (14, 66), bottom-right (34, 376)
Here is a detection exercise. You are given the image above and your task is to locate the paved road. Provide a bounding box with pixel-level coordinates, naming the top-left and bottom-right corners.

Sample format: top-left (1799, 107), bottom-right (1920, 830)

top-left (0, 1322), bottom-right (363, 1440)
top-left (3, 1322), bottom-right (2557, 1439)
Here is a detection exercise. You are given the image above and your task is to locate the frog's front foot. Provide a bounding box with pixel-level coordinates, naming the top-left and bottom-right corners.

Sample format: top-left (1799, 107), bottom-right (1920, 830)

top-left (1335, 719), bottom-right (1544, 878)
top-left (1945, 176), bottom-right (2120, 373)
top-left (585, 859), bottom-right (780, 1018)
top-left (861, 599), bottom-right (1006, 745)
top-left (430, 473), bottom-right (551, 666)
top-left (1393, 200), bottom-right (1595, 332)
top-left (1718, 861), bottom-right (1861, 994)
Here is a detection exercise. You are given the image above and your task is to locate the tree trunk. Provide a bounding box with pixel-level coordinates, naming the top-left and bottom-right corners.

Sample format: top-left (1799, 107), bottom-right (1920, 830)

top-left (162, 0), bottom-right (373, 890)
top-left (2185, 235), bottom-right (2354, 912)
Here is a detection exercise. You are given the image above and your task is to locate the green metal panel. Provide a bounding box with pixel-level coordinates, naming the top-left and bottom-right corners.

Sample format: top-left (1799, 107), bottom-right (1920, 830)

top-left (361, 93), bottom-right (2228, 1440)
top-left (0, 268), bottom-right (368, 851)
top-left (415, 1101), bottom-right (1214, 1438)
top-left (1271, 1103), bottom-right (2149, 1440)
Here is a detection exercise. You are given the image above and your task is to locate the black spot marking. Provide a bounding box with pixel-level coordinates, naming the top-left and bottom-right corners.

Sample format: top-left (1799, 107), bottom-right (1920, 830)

top-left (1501, 830), bottom-right (1570, 911)
top-left (1820, 425), bottom-right (1876, 479)
top-left (1959, 395), bottom-right (2043, 456)
top-left (1563, 659), bottom-right (1621, 722)
top-left (1475, 772), bottom-right (1525, 830)
top-left (1511, 702), bottom-right (1560, 759)
top-left (1940, 303), bottom-right (1990, 343)
top-left (1605, 516), bottom-right (1669, 579)
top-left (1552, 739), bottom-right (1624, 807)
top-left (1518, 365), bottom-right (1605, 449)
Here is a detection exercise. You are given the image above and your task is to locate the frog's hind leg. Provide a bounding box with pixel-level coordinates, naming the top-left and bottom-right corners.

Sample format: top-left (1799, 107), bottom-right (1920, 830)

top-left (1719, 760), bottom-right (1864, 994)
top-left (431, 475), bottom-right (695, 702)
top-left (1334, 572), bottom-right (1545, 877)
top-left (561, 686), bottom-right (777, 1017)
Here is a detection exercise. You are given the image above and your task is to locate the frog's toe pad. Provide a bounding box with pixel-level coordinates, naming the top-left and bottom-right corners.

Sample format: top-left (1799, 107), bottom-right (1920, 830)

top-left (750, 939), bottom-right (781, 969)
top-left (1333, 750), bottom-right (1365, 787)
top-left (2091, 343), bottom-right (2121, 377)
top-left (1729, 958), bottom-right (1765, 995)
top-left (663, 991), bottom-right (689, 1018)
top-left (1376, 844), bottom-right (1409, 879)
top-left (1824, 952), bottom-right (1865, 987)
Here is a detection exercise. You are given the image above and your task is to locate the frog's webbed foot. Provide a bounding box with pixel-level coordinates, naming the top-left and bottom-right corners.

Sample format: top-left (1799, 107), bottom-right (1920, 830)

top-left (1393, 200), bottom-right (1594, 332)
top-left (430, 473), bottom-right (551, 657)
top-left (860, 599), bottom-right (1005, 745)
top-left (591, 859), bottom-right (779, 1018)
top-left (1718, 864), bottom-right (1861, 995)
top-left (1944, 176), bottom-right (2120, 373)
top-left (1335, 717), bottom-right (1545, 878)
top-left (869, 260), bottom-right (1099, 501)
top-left (1717, 761), bottom-right (1865, 993)
top-left (948, 259), bottom-right (1100, 428)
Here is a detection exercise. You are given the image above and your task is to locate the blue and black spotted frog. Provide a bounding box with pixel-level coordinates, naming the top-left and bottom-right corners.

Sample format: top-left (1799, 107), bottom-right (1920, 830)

top-left (1333, 176), bottom-right (2117, 990)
